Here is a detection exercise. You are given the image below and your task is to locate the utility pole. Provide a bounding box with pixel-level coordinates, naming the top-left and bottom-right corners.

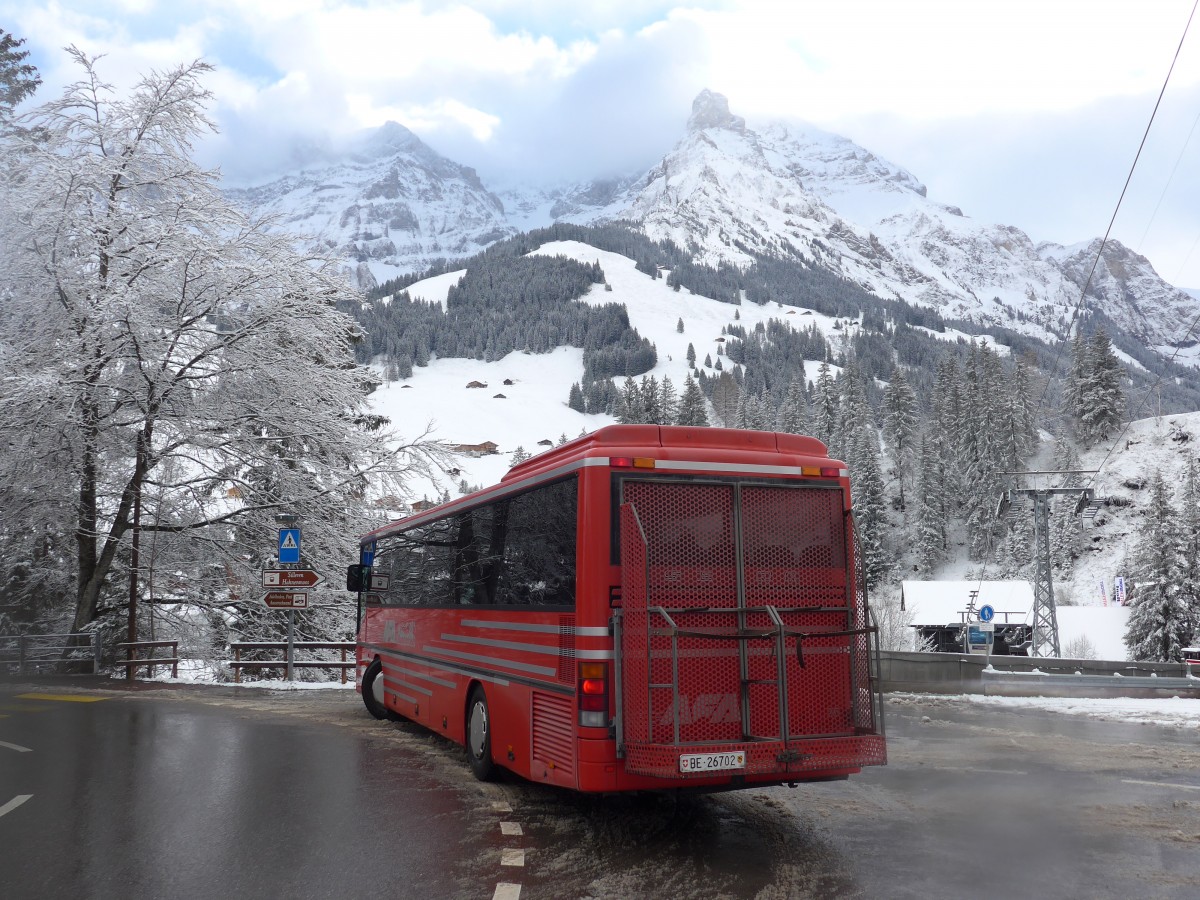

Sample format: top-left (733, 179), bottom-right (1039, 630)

top-left (998, 470), bottom-right (1098, 658)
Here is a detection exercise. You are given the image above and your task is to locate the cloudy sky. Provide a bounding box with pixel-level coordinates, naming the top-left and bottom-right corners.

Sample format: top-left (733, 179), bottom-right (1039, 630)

top-left (7, 0), bottom-right (1200, 286)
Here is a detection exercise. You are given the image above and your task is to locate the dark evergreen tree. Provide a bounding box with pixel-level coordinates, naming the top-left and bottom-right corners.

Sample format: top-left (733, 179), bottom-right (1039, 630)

top-left (677, 374), bottom-right (709, 426)
top-left (883, 367), bottom-right (917, 509)
top-left (568, 382), bottom-right (585, 413)
top-left (0, 29), bottom-right (40, 131)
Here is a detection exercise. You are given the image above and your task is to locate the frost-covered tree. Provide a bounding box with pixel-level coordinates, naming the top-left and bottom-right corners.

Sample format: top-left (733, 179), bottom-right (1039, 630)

top-left (0, 53), bottom-right (441, 635)
top-left (1124, 473), bottom-right (1190, 662)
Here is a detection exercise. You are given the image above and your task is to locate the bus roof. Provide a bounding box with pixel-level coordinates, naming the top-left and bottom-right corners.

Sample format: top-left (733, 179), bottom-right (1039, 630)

top-left (363, 425), bottom-right (839, 544)
top-left (503, 424), bottom-right (833, 484)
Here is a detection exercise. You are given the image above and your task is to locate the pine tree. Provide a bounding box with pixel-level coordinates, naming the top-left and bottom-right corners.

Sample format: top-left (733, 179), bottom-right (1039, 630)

top-left (686, 343), bottom-right (696, 367)
top-left (914, 431), bottom-right (947, 576)
top-left (776, 379), bottom-right (808, 435)
top-left (510, 446), bottom-right (531, 464)
top-left (1049, 435), bottom-right (1083, 571)
top-left (676, 317), bottom-right (684, 333)
top-left (1124, 473), bottom-right (1191, 662)
top-left (658, 376), bottom-right (679, 426)
top-left (1078, 329), bottom-right (1125, 444)
top-left (883, 367), bottom-right (917, 510)
top-left (1178, 458), bottom-right (1200, 644)
top-left (0, 30), bottom-right (40, 132)
top-left (617, 378), bottom-right (643, 424)
top-left (568, 382), bottom-right (585, 413)
top-left (814, 360), bottom-right (840, 456)
top-left (677, 374), bottom-right (709, 426)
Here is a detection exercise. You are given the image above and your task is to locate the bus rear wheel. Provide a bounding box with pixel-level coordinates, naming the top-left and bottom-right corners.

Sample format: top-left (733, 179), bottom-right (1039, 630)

top-left (466, 686), bottom-right (497, 781)
top-left (362, 658), bottom-right (388, 720)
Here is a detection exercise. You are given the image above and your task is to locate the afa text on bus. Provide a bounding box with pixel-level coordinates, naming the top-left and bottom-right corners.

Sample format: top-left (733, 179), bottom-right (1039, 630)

top-left (347, 425), bottom-right (887, 792)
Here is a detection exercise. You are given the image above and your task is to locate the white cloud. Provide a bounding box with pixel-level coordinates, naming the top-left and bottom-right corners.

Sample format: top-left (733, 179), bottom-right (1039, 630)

top-left (6, 0), bottom-right (1200, 284)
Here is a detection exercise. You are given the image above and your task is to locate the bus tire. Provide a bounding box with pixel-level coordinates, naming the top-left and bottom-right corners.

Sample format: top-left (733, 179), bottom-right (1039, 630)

top-left (362, 658), bottom-right (388, 720)
top-left (466, 686), bottom-right (497, 781)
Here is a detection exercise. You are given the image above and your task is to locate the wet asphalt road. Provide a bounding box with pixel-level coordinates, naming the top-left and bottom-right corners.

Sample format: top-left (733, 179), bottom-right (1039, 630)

top-left (0, 682), bottom-right (498, 899)
top-left (1, 681), bottom-right (1198, 899)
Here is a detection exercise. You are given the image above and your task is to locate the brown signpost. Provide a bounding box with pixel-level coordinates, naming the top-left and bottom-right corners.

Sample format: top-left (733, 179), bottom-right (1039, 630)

top-left (261, 569), bottom-right (324, 590)
top-left (262, 591), bottom-right (309, 609)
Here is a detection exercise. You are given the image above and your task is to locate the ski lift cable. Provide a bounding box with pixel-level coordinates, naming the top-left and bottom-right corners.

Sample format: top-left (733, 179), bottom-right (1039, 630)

top-left (1031, 0), bottom-right (1198, 422)
top-left (966, 1), bottom-right (1198, 616)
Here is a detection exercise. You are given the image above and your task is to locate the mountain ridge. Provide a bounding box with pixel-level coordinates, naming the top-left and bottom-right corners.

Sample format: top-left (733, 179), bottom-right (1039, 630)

top-left (226, 90), bottom-right (1200, 369)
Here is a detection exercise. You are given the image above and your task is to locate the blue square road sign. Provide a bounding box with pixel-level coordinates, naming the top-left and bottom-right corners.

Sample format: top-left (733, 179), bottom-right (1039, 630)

top-left (278, 528), bottom-right (301, 564)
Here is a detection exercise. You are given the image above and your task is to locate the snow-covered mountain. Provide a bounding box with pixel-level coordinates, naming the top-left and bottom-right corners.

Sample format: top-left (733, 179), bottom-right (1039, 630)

top-left (224, 121), bottom-right (515, 291)
top-left (561, 90), bottom-right (1198, 358)
top-left (225, 89), bottom-right (1200, 365)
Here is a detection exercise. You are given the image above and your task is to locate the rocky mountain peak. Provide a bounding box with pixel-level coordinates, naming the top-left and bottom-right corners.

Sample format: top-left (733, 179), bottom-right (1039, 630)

top-left (687, 89), bottom-right (746, 134)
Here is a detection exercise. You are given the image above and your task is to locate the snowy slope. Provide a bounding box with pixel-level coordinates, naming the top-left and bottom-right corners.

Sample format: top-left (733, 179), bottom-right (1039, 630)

top-left (367, 241), bottom-right (851, 500)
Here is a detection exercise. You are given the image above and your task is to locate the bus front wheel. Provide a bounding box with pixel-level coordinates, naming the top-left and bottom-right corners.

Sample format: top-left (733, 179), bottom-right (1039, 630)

top-left (466, 686), bottom-right (497, 781)
top-left (362, 658), bottom-right (388, 720)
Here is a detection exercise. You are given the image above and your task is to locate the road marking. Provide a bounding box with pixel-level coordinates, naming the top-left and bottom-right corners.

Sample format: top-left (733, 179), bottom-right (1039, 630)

top-left (500, 821), bottom-right (523, 836)
top-left (15, 693), bottom-right (106, 703)
top-left (490, 801), bottom-right (512, 813)
top-left (493, 884), bottom-right (521, 900)
top-left (500, 849), bottom-right (525, 867)
top-left (1123, 779), bottom-right (1200, 792)
top-left (0, 795), bottom-right (32, 819)
top-left (932, 766), bottom-right (1028, 776)
top-left (0, 740), bottom-right (32, 753)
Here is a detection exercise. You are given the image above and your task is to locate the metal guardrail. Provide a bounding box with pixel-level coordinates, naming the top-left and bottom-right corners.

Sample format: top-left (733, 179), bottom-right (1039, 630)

top-left (116, 640), bottom-right (180, 679)
top-left (228, 641), bottom-right (356, 683)
top-left (0, 633), bottom-right (102, 675)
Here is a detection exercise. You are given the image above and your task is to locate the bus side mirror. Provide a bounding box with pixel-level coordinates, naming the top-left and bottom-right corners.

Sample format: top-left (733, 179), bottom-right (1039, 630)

top-left (346, 564), bottom-right (369, 592)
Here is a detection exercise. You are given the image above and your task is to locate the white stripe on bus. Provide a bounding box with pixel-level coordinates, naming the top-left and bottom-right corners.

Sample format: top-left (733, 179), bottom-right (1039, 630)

top-left (423, 645), bottom-right (557, 677)
top-left (392, 664), bottom-right (457, 689)
top-left (384, 674), bottom-right (432, 697)
top-left (459, 620), bottom-right (610, 638)
top-left (442, 633), bottom-right (560, 656)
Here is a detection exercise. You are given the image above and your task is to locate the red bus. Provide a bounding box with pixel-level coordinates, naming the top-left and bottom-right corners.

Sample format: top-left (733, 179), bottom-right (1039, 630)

top-left (350, 424), bottom-right (886, 792)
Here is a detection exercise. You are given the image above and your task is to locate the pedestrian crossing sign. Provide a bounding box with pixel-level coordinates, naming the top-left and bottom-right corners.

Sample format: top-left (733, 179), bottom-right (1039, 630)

top-left (278, 528), bottom-right (301, 564)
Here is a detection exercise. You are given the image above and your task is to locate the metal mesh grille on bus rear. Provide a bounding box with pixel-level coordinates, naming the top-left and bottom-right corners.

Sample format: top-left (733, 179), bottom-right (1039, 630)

top-left (619, 479), bottom-right (882, 773)
top-left (740, 486), bottom-right (853, 739)
top-left (621, 483), bottom-right (742, 745)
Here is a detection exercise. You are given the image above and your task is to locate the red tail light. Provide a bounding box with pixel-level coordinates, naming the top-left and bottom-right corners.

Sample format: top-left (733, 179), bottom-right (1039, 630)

top-left (578, 661), bottom-right (609, 726)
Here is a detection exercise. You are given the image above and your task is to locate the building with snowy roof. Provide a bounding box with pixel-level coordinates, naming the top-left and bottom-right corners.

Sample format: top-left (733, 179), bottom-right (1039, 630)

top-left (902, 580), bottom-right (1131, 660)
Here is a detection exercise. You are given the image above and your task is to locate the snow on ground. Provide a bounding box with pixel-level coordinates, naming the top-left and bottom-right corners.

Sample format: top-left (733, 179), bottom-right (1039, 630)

top-left (393, 268), bottom-right (465, 311)
top-left (956, 693), bottom-right (1200, 731)
top-left (368, 346), bottom-right (612, 500)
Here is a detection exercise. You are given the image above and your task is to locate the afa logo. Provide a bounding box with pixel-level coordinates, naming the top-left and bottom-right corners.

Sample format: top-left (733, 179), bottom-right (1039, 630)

top-left (382, 620), bottom-right (415, 646)
top-left (658, 693), bottom-right (740, 726)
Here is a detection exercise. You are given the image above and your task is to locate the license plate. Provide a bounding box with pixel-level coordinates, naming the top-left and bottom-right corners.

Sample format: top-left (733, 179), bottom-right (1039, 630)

top-left (679, 751), bottom-right (746, 773)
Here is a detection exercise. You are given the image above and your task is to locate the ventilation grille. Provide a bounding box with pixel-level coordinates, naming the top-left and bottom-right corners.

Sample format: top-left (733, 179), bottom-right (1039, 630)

top-left (532, 691), bottom-right (575, 778)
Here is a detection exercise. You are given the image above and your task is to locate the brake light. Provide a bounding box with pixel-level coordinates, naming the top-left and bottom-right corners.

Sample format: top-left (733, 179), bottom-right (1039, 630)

top-left (578, 661), bottom-right (609, 727)
top-left (820, 467), bottom-right (845, 477)
top-left (610, 457), bottom-right (655, 469)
